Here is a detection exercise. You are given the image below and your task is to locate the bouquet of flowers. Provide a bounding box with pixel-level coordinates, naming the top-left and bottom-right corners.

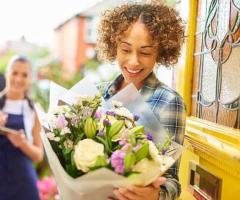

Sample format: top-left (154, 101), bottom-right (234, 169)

top-left (36, 79), bottom-right (183, 200)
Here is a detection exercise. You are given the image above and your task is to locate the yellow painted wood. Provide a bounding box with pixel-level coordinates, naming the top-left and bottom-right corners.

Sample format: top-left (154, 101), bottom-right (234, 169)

top-left (176, 0), bottom-right (197, 116)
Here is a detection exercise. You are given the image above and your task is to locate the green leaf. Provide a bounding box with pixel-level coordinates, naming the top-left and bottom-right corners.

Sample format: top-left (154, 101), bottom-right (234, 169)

top-left (96, 136), bottom-right (110, 154)
top-left (65, 164), bottom-right (78, 178)
top-left (124, 152), bottom-right (136, 172)
top-left (135, 143), bottom-right (149, 162)
top-left (108, 120), bottom-right (124, 138)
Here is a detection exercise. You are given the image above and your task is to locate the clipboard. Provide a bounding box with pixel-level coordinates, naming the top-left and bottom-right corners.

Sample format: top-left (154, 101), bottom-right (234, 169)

top-left (0, 126), bottom-right (19, 135)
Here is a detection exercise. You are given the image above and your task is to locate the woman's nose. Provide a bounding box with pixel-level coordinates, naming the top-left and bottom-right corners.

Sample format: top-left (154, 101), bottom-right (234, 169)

top-left (128, 53), bottom-right (140, 66)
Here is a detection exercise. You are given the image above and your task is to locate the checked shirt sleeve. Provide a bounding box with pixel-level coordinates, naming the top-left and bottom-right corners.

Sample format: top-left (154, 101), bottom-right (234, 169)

top-left (150, 88), bottom-right (186, 200)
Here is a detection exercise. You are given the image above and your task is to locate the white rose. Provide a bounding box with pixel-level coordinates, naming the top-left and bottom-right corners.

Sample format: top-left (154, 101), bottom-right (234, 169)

top-left (73, 139), bottom-right (105, 172)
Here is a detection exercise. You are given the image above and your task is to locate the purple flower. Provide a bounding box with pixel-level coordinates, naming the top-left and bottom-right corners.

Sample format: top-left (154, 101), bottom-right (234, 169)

top-left (94, 110), bottom-right (102, 119)
top-left (110, 150), bottom-right (125, 174)
top-left (133, 114), bottom-right (140, 121)
top-left (162, 149), bottom-right (167, 155)
top-left (56, 116), bottom-right (68, 129)
top-left (106, 111), bottom-right (115, 116)
top-left (103, 119), bottom-right (111, 126)
top-left (147, 132), bottom-right (153, 141)
top-left (97, 130), bottom-right (105, 137)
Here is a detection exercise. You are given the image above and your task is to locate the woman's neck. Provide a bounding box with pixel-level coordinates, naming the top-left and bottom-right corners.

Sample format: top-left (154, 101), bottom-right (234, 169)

top-left (6, 91), bottom-right (24, 100)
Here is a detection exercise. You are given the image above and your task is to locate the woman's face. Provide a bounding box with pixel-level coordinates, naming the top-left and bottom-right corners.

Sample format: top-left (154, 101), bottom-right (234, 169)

top-left (116, 22), bottom-right (158, 89)
top-left (6, 61), bottom-right (31, 95)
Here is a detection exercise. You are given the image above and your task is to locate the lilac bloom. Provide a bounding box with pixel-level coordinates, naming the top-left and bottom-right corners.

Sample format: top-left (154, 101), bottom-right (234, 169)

top-left (56, 116), bottom-right (68, 129)
top-left (133, 114), bottom-right (140, 121)
top-left (147, 132), bottom-right (153, 141)
top-left (103, 119), bottom-right (111, 126)
top-left (106, 111), bottom-right (115, 116)
top-left (162, 149), bottom-right (167, 155)
top-left (110, 150), bottom-right (125, 174)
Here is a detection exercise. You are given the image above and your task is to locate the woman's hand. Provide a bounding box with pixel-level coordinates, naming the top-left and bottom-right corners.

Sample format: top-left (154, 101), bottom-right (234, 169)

top-left (108, 177), bottom-right (166, 200)
top-left (0, 111), bottom-right (8, 126)
top-left (6, 129), bottom-right (26, 148)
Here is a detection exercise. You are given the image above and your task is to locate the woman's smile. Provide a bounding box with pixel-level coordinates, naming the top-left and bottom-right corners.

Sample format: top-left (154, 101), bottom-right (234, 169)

top-left (124, 67), bottom-right (144, 77)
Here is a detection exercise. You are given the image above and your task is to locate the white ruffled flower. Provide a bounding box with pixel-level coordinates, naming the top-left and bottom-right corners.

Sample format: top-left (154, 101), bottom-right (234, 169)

top-left (46, 132), bottom-right (60, 142)
top-left (60, 127), bottom-right (71, 135)
top-left (76, 95), bottom-right (94, 105)
top-left (74, 139), bottom-right (105, 172)
top-left (112, 100), bottom-right (123, 108)
top-left (115, 107), bottom-right (134, 120)
top-left (46, 114), bottom-right (57, 129)
top-left (52, 105), bottom-right (71, 115)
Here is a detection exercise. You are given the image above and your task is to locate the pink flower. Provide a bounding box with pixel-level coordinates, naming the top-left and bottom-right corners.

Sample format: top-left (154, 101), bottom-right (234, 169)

top-left (55, 116), bottom-right (68, 129)
top-left (37, 176), bottom-right (58, 200)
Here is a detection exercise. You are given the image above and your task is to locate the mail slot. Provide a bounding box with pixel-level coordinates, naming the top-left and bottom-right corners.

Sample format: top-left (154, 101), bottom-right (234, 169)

top-left (188, 161), bottom-right (222, 200)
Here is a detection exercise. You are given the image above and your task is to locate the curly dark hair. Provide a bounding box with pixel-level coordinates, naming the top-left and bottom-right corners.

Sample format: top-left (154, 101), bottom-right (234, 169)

top-left (96, 3), bottom-right (185, 66)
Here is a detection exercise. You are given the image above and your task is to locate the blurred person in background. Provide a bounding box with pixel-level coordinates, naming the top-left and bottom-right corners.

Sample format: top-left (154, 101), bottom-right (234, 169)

top-left (0, 55), bottom-right (43, 200)
top-left (96, 2), bottom-right (186, 200)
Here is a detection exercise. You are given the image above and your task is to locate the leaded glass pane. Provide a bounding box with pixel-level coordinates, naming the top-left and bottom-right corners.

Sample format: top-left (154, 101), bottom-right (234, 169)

top-left (201, 53), bottom-right (217, 103)
top-left (220, 47), bottom-right (240, 104)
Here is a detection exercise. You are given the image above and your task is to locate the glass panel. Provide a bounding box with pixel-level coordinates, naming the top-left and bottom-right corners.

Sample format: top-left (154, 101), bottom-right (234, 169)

top-left (201, 52), bottom-right (217, 103)
top-left (233, 0), bottom-right (240, 8)
top-left (220, 47), bottom-right (240, 104)
top-left (217, 0), bottom-right (231, 43)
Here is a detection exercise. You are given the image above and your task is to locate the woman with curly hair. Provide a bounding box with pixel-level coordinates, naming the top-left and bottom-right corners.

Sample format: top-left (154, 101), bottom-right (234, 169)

top-left (96, 2), bottom-right (186, 200)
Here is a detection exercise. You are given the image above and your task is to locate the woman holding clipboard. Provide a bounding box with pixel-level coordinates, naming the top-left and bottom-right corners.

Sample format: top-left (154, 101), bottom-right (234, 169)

top-left (0, 55), bottom-right (43, 200)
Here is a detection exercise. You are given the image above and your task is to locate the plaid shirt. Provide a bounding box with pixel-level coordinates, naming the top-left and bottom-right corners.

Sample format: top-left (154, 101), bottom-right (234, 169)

top-left (99, 72), bottom-right (186, 200)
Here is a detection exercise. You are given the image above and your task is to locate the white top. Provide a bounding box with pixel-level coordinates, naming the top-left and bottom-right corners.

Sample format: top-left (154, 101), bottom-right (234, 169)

top-left (2, 99), bottom-right (35, 143)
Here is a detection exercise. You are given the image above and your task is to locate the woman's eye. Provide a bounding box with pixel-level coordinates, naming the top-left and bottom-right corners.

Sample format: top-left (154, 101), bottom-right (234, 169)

top-left (141, 52), bottom-right (151, 56)
top-left (12, 72), bottom-right (18, 76)
top-left (122, 49), bottom-right (130, 53)
top-left (22, 73), bottom-right (28, 78)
